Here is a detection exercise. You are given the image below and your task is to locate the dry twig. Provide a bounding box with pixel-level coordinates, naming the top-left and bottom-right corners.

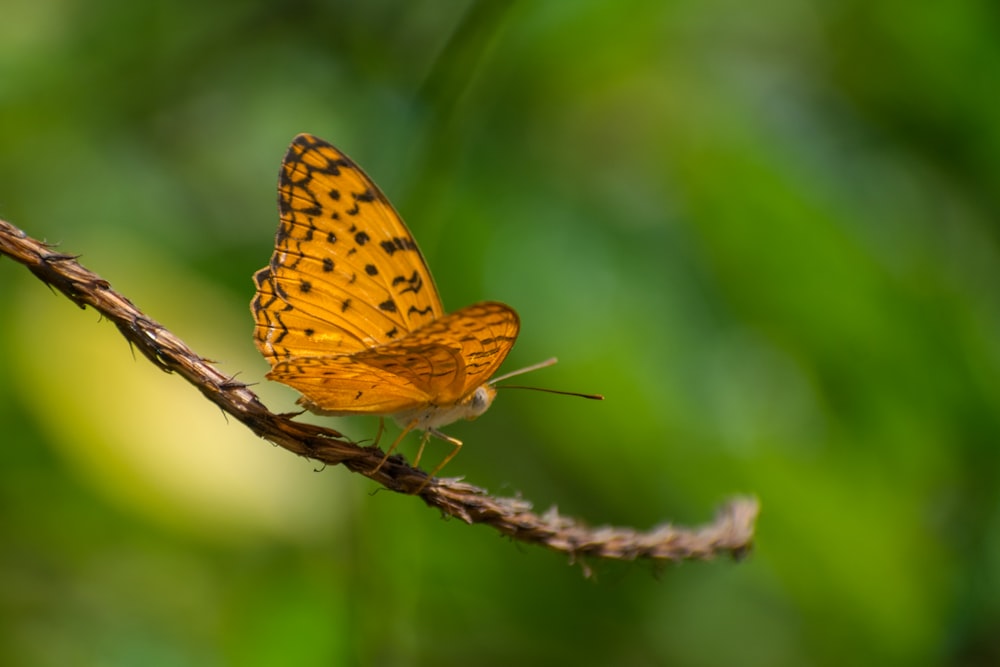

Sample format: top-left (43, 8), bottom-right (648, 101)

top-left (0, 218), bottom-right (758, 566)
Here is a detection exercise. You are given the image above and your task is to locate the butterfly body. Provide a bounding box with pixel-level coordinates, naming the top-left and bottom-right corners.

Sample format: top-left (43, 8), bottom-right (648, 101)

top-left (252, 134), bottom-right (519, 481)
top-left (390, 383), bottom-right (497, 431)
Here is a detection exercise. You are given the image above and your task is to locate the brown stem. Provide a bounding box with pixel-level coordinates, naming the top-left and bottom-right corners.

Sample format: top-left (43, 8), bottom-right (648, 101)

top-left (0, 219), bottom-right (758, 568)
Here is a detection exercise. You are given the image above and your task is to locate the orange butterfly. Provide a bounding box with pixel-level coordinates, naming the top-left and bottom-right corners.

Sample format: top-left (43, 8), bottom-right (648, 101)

top-left (252, 134), bottom-right (580, 489)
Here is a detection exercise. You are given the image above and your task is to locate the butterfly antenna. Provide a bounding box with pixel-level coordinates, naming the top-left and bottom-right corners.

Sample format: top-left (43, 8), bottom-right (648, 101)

top-left (490, 357), bottom-right (559, 383)
top-left (491, 357), bottom-right (604, 400)
top-left (497, 385), bottom-right (604, 400)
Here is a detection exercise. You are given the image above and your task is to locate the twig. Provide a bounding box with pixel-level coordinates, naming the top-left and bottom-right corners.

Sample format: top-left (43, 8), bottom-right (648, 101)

top-left (0, 218), bottom-right (758, 566)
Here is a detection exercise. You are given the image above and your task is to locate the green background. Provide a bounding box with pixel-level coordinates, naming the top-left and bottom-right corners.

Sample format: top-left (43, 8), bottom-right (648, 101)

top-left (3, 1), bottom-right (999, 665)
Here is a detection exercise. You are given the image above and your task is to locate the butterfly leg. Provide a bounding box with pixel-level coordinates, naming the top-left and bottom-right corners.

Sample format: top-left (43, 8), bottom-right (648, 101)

top-left (370, 420), bottom-right (415, 475)
top-left (372, 417), bottom-right (386, 447)
top-left (413, 430), bottom-right (463, 494)
top-left (412, 430), bottom-right (432, 468)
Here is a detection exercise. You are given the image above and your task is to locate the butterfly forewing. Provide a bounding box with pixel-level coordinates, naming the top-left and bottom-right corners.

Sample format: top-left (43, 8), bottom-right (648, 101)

top-left (252, 134), bottom-right (445, 363)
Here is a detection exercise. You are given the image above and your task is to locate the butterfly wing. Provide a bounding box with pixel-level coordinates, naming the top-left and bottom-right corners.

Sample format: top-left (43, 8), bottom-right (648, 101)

top-left (266, 353), bottom-right (441, 415)
top-left (252, 134), bottom-right (444, 366)
top-left (384, 301), bottom-right (520, 404)
top-left (267, 301), bottom-right (520, 416)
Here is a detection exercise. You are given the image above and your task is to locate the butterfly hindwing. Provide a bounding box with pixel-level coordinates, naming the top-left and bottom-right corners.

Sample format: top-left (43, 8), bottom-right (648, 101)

top-left (267, 301), bottom-right (520, 414)
top-left (266, 354), bottom-right (434, 415)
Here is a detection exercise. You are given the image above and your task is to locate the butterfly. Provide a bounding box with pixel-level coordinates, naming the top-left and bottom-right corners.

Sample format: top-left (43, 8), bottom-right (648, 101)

top-left (252, 134), bottom-right (565, 490)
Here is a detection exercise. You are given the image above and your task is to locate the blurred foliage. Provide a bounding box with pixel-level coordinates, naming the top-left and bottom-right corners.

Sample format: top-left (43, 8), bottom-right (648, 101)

top-left (2, 0), bottom-right (1000, 665)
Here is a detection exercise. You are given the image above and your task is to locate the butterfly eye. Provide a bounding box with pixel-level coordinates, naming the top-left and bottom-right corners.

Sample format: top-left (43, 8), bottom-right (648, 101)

top-left (468, 385), bottom-right (495, 417)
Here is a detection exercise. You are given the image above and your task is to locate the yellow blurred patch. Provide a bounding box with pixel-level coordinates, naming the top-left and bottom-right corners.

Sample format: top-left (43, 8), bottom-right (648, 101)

top-left (10, 239), bottom-right (353, 543)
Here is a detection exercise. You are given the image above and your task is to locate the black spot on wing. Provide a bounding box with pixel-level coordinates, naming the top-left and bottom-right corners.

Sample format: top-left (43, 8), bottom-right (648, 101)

top-left (253, 267), bottom-right (272, 288)
top-left (392, 270), bottom-right (424, 295)
top-left (407, 305), bottom-right (434, 317)
top-left (380, 236), bottom-right (418, 255)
